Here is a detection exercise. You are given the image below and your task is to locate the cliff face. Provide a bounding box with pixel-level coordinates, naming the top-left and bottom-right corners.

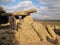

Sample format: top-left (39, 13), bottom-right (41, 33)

top-left (0, 15), bottom-right (60, 45)
top-left (0, 14), bottom-right (60, 45)
top-left (15, 15), bottom-right (60, 45)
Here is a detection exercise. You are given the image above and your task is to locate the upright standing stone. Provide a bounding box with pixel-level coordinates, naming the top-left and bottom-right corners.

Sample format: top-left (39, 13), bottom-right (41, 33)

top-left (23, 15), bottom-right (33, 24)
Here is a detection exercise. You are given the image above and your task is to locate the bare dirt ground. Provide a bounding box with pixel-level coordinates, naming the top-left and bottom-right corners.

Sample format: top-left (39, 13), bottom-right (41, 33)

top-left (35, 20), bottom-right (60, 26)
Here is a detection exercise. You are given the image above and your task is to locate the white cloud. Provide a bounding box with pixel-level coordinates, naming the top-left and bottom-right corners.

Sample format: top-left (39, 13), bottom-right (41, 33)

top-left (38, 0), bottom-right (60, 20)
top-left (1, 0), bottom-right (60, 20)
top-left (3, 0), bottom-right (51, 20)
top-left (3, 1), bottom-right (36, 12)
top-left (40, 6), bottom-right (48, 10)
top-left (0, 0), bottom-right (16, 4)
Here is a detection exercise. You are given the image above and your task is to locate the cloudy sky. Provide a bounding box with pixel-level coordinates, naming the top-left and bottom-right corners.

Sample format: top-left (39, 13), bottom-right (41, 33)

top-left (0, 0), bottom-right (60, 20)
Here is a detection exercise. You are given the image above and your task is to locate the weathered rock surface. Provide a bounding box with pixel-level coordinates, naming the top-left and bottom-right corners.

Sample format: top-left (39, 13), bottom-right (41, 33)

top-left (47, 25), bottom-right (57, 39)
top-left (19, 23), bottom-right (40, 43)
top-left (32, 22), bottom-right (52, 41)
top-left (0, 8), bottom-right (60, 45)
top-left (23, 15), bottom-right (33, 24)
top-left (17, 16), bottom-right (60, 45)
